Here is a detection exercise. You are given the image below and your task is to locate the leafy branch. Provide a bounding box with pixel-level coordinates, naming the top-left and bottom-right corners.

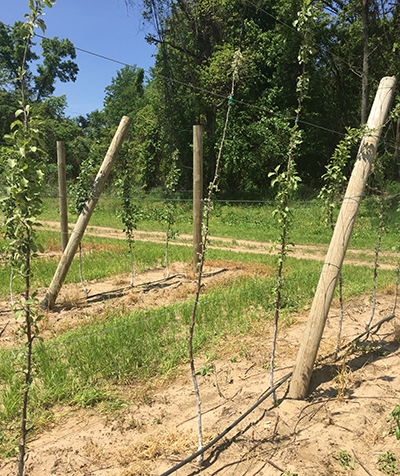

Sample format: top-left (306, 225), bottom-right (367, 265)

top-left (267, 0), bottom-right (315, 404)
top-left (162, 151), bottom-right (181, 278)
top-left (318, 126), bottom-right (365, 353)
top-left (68, 152), bottom-right (98, 297)
top-left (116, 145), bottom-right (142, 286)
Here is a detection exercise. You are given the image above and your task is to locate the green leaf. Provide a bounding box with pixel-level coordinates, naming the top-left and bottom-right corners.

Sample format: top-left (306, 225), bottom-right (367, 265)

top-left (14, 310), bottom-right (24, 320)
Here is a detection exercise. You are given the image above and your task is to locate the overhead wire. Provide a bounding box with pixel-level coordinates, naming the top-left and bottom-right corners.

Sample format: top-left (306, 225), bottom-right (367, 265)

top-left (30, 32), bottom-right (346, 137)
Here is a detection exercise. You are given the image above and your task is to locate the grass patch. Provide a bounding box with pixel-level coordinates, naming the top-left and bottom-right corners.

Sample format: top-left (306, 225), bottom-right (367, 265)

top-left (0, 254), bottom-right (395, 444)
top-left (0, 233), bottom-right (192, 299)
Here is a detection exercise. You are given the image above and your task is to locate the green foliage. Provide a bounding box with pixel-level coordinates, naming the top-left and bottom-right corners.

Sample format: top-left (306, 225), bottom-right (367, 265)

top-left (196, 363), bottom-right (214, 376)
top-left (103, 65), bottom-right (144, 126)
top-left (116, 145), bottom-right (143, 284)
top-left (333, 450), bottom-right (355, 471)
top-left (378, 452), bottom-right (400, 475)
top-left (388, 405), bottom-right (400, 441)
top-left (0, 2), bottom-right (57, 473)
top-left (1, 113), bottom-right (45, 275)
top-left (68, 152), bottom-right (98, 215)
top-left (34, 36), bottom-right (78, 101)
top-left (318, 127), bottom-right (365, 227)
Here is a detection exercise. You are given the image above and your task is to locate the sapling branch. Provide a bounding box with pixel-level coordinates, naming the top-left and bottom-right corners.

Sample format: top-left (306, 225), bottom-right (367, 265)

top-left (78, 242), bottom-right (88, 299)
top-left (164, 152), bottom-right (181, 278)
top-left (188, 49), bottom-right (242, 464)
top-left (366, 182), bottom-right (386, 330)
top-left (318, 127), bottom-right (365, 355)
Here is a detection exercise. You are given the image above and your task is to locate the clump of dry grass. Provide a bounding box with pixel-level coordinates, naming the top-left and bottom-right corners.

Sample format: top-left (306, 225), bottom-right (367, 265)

top-left (335, 356), bottom-right (353, 401)
top-left (115, 430), bottom-right (216, 475)
top-left (60, 285), bottom-right (86, 310)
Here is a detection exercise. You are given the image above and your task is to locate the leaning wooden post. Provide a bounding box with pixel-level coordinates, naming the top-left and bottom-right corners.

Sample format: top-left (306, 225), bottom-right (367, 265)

top-left (57, 141), bottom-right (69, 252)
top-left (288, 76), bottom-right (396, 399)
top-left (193, 125), bottom-right (203, 273)
top-left (42, 116), bottom-right (132, 309)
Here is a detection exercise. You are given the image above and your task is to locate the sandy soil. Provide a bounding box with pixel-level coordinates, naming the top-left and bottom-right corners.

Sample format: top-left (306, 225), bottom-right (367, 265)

top-left (1, 224), bottom-right (400, 476)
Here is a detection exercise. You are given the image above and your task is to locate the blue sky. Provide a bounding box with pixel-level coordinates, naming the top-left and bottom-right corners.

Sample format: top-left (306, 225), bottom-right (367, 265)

top-left (1, 0), bottom-right (157, 117)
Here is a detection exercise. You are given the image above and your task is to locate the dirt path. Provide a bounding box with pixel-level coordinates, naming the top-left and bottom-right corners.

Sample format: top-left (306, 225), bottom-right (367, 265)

top-left (40, 220), bottom-right (400, 269)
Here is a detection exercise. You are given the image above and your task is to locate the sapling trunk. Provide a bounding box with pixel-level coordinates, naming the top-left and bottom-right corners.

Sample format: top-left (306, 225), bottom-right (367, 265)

top-left (270, 208), bottom-right (286, 403)
top-left (1, 4), bottom-right (52, 475)
top-left (18, 231), bottom-right (32, 476)
top-left (269, 52), bottom-right (307, 403)
top-left (79, 242), bottom-right (88, 299)
top-left (129, 239), bottom-right (134, 287)
top-left (10, 268), bottom-right (14, 307)
top-left (366, 195), bottom-right (384, 330)
top-left (393, 265), bottom-right (400, 315)
top-left (165, 225), bottom-right (171, 278)
top-left (330, 211), bottom-right (344, 357)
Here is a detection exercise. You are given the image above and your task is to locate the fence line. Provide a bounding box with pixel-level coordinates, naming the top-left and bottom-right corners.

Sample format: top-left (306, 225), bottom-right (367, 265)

top-left (38, 193), bottom-right (399, 206)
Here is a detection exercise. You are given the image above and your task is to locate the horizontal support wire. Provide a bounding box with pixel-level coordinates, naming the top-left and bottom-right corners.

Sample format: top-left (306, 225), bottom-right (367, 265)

top-left (36, 193), bottom-right (394, 205)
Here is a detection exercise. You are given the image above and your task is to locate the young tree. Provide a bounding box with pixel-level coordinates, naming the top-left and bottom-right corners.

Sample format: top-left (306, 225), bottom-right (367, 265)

top-left (0, 3), bottom-right (56, 474)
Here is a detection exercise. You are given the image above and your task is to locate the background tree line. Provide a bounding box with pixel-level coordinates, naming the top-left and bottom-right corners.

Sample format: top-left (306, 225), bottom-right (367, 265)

top-left (1, 0), bottom-right (400, 199)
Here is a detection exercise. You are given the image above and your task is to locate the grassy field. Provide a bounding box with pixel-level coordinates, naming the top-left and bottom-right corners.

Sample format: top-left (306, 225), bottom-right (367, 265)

top-left (41, 194), bottom-right (400, 250)
top-left (0, 195), bottom-right (399, 457)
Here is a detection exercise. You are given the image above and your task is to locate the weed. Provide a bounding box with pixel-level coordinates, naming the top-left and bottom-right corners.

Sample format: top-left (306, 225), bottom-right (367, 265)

top-left (388, 406), bottom-right (400, 440)
top-left (378, 452), bottom-right (400, 475)
top-left (333, 450), bottom-right (355, 470)
top-left (61, 285), bottom-right (86, 310)
top-left (197, 363), bottom-right (214, 376)
top-left (152, 417), bottom-right (162, 425)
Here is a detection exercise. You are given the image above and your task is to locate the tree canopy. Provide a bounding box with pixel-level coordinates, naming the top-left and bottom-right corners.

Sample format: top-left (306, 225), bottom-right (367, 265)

top-left (2, 0), bottom-right (400, 197)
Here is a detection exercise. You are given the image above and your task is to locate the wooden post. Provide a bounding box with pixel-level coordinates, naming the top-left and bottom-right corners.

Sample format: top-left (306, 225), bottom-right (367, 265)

top-left (42, 116), bottom-right (132, 309)
top-left (288, 76), bottom-right (397, 399)
top-left (193, 125), bottom-right (203, 273)
top-left (57, 141), bottom-right (69, 252)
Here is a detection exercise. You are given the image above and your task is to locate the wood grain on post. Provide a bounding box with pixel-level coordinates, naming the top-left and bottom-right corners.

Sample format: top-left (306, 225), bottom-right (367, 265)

top-left (193, 125), bottom-right (203, 273)
top-left (42, 116), bottom-right (132, 309)
top-left (57, 141), bottom-right (69, 252)
top-left (288, 76), bottom-right (397, 399)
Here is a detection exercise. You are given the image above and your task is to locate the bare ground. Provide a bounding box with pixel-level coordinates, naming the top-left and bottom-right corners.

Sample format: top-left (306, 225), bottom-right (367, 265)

top-left (1, 224), bottom-right (400, 476)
